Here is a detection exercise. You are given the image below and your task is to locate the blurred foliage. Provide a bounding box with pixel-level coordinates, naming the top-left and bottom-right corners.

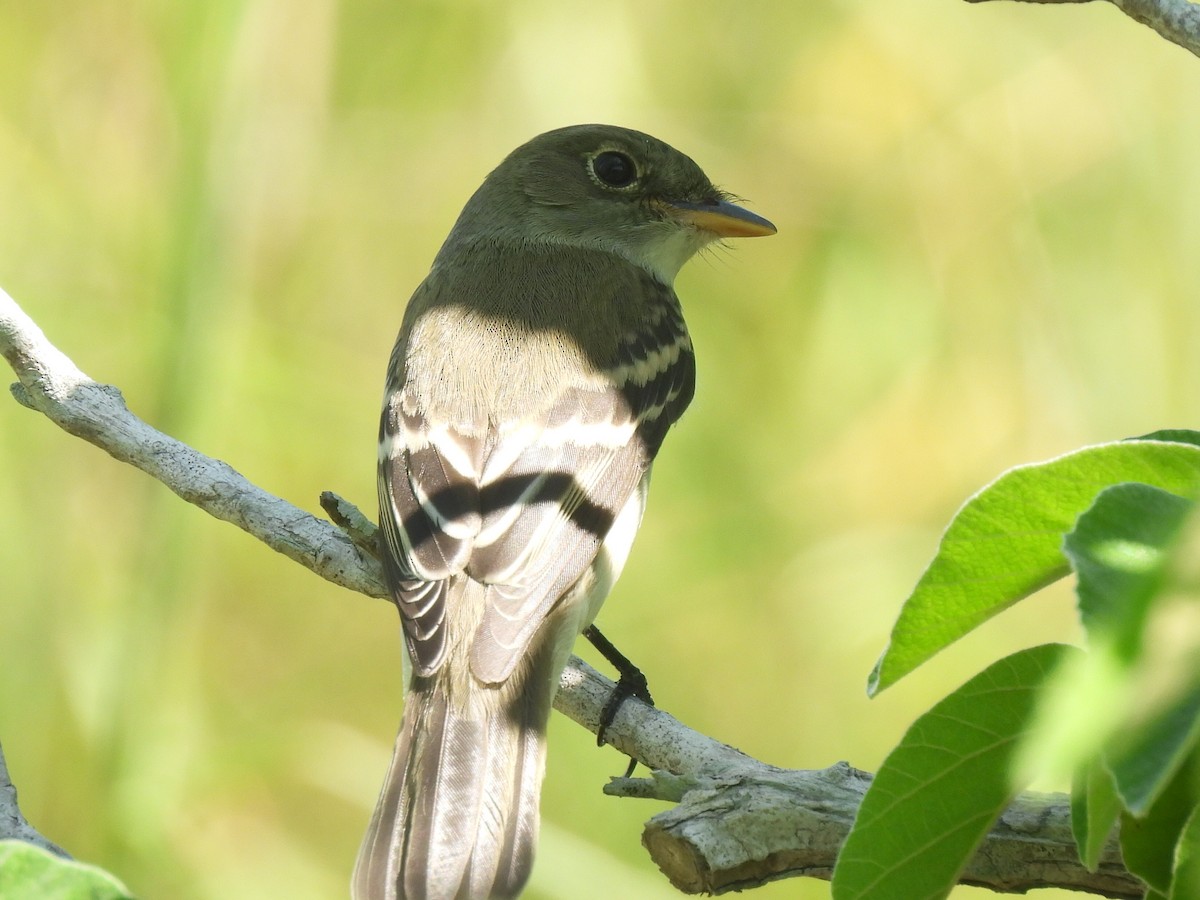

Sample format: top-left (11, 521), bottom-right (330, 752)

top-left (1, 1), bottom-right (1197, 897)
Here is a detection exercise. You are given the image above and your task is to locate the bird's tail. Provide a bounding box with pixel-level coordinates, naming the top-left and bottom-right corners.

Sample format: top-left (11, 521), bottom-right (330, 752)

top-left (352, 649), bottom-right (556, 899)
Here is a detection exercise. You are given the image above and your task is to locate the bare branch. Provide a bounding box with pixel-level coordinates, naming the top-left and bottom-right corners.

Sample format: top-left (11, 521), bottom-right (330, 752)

top-left (964, 0), bottom-right (1200, 59)
top-left (321, 490), bottom-right (383, 557)
top-left (0, 286), bottom-right (383, 601)
top-left (0, 285), bottom-right (1142, 894)
top-left (562, 661), bottom-right (1141, 897)
top-left (0, 741), bottom-right (68, 857)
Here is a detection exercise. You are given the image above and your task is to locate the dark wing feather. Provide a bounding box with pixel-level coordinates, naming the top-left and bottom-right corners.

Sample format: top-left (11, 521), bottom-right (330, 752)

top-left (615, 299), bottom-right (695, 457)
top-left (467, 389), bottom-right (645, 682)
top-left (378, 294), bottom-right (695, 682)
top-left (378, 395), bottom-right (484, 674)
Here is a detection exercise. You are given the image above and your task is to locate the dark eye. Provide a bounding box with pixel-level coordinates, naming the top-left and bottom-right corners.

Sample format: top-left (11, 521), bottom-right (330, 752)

top-left (591, 151), bottom-right (637, 188)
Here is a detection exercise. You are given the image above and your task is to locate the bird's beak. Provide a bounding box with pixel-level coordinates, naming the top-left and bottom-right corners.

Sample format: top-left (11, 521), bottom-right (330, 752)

top-left (666, 199), bottom-right (777, 238)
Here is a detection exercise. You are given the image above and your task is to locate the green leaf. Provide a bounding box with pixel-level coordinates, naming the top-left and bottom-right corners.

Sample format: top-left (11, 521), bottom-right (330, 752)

top-left (833, 644), bottom-right (1073, 900)
top-left (1015, 643), bottom-right (1139, 795)
top-left (0, 841), bottom-right (134, 900)
top-left (1056, 482), bottom-right (1200, 814)
top-left (1071, 758), bottom-right (1122, 871)
top-left (869, 440), bottom-right (1200, 695)
top-left (1016, 483), bottom-right (1193, 784)
top-left (1120, 758), bottom-right (1197, 896)
top-left (1018, 482), bottom-right (1200, 816)
top-left (1108, 681), bottom-right (1200, 816)
top-left (1064, 482), bottom-right (1193, 658)
top-left (1169, 803), bottom-right (1200, 900)
top-left (1133, 430), bottom-right (1200, 449)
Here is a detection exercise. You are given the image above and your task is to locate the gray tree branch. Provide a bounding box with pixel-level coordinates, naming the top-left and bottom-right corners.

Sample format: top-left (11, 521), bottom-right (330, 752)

top-left (0, 740), bottom-right (67, 856)
top-left (964, 0), bottom-right (1200, 59)
top-left (0, 285), bottom-right (1142, 895)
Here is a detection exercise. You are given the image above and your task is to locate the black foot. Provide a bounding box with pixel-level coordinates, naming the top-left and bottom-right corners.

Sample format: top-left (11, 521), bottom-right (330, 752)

top-left (584, 625), bottom-right (654, 776)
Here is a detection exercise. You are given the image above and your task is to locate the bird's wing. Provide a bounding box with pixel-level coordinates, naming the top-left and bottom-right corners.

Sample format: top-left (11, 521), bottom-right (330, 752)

top-left (379, 302), bottom-right (695, 682)
top-left (377, 394), bottom-right (485, 675)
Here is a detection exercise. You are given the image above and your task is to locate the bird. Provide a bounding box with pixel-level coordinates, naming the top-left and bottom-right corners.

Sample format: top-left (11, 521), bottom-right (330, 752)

top-left (354, 123), bottom-right (775, 900)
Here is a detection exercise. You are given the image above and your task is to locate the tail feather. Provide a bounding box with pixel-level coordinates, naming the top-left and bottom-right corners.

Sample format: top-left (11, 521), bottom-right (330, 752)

top-left (490, 722), bottom-right (543, 896)
top-left (353, 667), bottom-right (553, 900)
top-left (462, 710), bottom-right (533, 898)
top-left (411, 700), bottom-right (489, 898)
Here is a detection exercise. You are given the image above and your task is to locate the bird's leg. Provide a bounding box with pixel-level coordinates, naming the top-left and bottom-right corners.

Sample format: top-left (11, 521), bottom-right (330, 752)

top-left (583, 625), bottom-right (654, 776)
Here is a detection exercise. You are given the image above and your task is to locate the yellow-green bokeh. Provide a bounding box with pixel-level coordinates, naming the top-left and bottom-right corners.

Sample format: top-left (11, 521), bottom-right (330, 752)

top-left (2, 2), bottom-right (1195, 897)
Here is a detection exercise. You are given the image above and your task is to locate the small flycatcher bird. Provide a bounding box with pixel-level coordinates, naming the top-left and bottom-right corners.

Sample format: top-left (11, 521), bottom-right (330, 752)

top-left (355, 124), bottom-right (775, 900)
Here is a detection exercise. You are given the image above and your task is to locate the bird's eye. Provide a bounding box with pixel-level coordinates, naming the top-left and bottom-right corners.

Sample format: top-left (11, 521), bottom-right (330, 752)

top-left (591, 151), bottom-right (637, 188)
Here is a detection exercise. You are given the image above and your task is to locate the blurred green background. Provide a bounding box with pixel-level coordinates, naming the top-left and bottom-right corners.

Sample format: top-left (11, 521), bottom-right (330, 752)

top-left (2, 1), bottom-right (1196, 897)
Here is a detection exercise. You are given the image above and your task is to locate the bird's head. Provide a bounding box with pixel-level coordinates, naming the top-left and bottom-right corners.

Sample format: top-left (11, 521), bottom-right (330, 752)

top-left (446, 124), bottom-right (776, 284)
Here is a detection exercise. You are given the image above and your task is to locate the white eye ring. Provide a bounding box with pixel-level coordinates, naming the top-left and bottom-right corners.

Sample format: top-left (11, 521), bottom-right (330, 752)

top-left (589, 150), bottom-right (639, 189)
